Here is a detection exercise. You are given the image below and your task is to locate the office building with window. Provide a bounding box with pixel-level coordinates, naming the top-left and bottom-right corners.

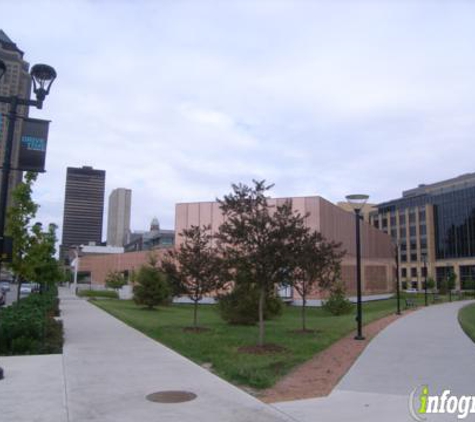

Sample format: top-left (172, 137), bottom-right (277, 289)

top-left (107, 188), bottom-right (131, 247)
top-left (60, 166), bottom-right (106, 262)
top-left (370, 173), bottom-right (475, 290)
top-left (0, 30), bottom-right (31, 206)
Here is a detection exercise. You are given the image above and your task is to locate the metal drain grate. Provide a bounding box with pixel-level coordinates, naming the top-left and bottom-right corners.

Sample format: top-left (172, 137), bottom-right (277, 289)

top-left (146, 391), bottom-right (197, 403)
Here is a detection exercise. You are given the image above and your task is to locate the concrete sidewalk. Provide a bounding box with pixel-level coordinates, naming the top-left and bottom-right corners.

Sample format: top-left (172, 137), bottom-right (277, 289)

top-left (273, 300), bottom-right (475, 422)
top-left (1, 288), bottom-right (295, 422)
top-left (61, 288), bottom-right (297, 422)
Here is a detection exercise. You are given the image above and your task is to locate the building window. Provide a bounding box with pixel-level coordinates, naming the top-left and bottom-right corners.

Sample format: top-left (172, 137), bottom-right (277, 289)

top-left (409, 211), bottom-right (416, 224)
top-left (419, 209), bottom-right (426, 222)
top-left (409, 226), bottom-right (417, 237)
top-left (399, 213), bottom-right (406, 225)
top-left (420, 224), bottom-right (427, 235)
top-left (391, 229), bottom-right (397, 238)
top-left (400, 242), bottom-right (407, 251)
top-left (373, 220), bottom-right (379, 229)
top-left (400, 227), bottom-right (406, 238)
top-left (390, 216), bottom-right (397, 226)
top-left (410, 253), bottom-right (418, 262)
top-left (401, 254), bottom-right (407, 262)
top-left (411, 267), bottom-right (418, 278)
top-left (382, 218), bottom-right (388, 228)
top-left (401, 268), bottom-right (407, 278)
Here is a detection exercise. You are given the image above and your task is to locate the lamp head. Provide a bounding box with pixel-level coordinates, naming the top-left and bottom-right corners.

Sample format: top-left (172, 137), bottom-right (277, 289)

top-left (346, 194), bottom-right (369, 213)
top-left (0, 60), bottom-right (6, 81)
top-left (30, 63), bottom-right (57, 102)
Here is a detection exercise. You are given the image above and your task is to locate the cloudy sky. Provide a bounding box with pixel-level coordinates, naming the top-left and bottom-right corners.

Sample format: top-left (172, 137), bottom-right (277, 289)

top-left (2, 0), bottom-right (475, 240)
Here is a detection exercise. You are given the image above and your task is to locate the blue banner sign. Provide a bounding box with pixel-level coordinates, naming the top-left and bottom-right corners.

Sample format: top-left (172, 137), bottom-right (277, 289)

top-left (19, 118), bottom-right (50, 172)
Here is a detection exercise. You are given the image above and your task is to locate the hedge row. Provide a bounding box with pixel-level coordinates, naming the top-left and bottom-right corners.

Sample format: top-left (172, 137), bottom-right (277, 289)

top-left (0, 286), bottom-right (63, 355)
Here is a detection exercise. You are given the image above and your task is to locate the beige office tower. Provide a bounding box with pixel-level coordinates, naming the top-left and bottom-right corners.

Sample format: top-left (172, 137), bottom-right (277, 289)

top-left (107, 188), bottom-right (132, 247)
top-left (0, 30), bottom-right (31, 206)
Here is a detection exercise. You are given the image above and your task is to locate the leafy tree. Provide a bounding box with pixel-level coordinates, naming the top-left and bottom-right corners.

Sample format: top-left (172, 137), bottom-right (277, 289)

top-left (217, 274), bottom-right (283, 325)
top-left (26, 223), bottom-right (62, 292)
top-left (105, 270), bottom-right (126, 292)
top-left (133, 255), bottom-right (171, 309)
top-left (425, 277), bottom-right (436, 291)
top-left (160, 225), bottom-right (226, 328)
top-left (6, 172), bottom-right (39, 295)
top-left (290, 230), bottom-right (344, 331)
top-left (322, 281), bottom-right (353, 315)
top-left (216, 180), bottom-right (308, 346)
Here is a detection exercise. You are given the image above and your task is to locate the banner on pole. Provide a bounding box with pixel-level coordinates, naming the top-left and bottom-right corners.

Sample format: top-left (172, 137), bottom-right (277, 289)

top-left (18, 118), bottom-right (50, 172)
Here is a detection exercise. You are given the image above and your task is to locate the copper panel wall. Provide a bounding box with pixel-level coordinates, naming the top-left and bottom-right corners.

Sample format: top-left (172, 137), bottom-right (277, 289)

top-left (364, 265), bottom-right (390, 293)
top-left (318, 197), bottom-right (394, 259)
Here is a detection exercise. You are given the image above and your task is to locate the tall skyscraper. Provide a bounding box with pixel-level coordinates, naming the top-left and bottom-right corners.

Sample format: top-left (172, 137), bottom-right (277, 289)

top-left (61, 166), bottom-right (106, 262)
top-left (0, 30), bottom-right (31, 206)
top-left (107, 188), bottom-right (131, 247)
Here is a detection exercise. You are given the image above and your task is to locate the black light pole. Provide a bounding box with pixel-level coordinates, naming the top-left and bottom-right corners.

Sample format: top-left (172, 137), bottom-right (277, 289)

top-left (346, 194), bottom-right (369, 341)
top-left (0, 60), bottom-right (56, 381)
top-left (395, 241), bottom-right (401, 315)
top-left (422, 254), bottom-right (428, 306)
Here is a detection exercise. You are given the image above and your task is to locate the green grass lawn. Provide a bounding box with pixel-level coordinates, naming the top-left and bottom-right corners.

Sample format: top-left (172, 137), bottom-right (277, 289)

top-left (458, 303), bottom-right (475, 343)
top-left (91, 293), bottom-right (464, 389)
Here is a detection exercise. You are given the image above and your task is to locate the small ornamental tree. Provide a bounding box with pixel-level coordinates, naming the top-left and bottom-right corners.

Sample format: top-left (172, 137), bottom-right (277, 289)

top-left (216, 180), bottom-right (308, 346)
top-left (291, 230), bottom-right (344, 331)
top-left (26, 223), bottom-right (62, 292)
top-left (133, 255), bottom-right (171, 310)
top-left (105, 271), bottom-right (127, 292)
top-left (6, 172), bottom-right (39, 300)
top-left (160, 225), bottom-right (225, 329)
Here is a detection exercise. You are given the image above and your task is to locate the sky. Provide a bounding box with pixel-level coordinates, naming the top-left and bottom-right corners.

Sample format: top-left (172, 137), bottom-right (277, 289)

top-left (2, 0), bottom-right (475, 242)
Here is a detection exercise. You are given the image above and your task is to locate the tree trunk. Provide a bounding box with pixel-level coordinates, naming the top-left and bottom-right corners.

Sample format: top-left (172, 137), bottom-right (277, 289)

top-left (258, 286), bottom-right (265, 346)
top-left (193, 300), bottom-right (198, 328)
top-left (302, 296), bottom-right (307, 331)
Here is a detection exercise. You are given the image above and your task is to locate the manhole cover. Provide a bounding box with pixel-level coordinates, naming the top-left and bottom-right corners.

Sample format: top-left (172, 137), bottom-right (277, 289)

top-left (146, 391), bottom-right (197, 403)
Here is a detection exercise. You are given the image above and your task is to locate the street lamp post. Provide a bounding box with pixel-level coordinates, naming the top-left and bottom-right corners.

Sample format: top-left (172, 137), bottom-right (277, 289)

top-left (0, 61), bottom-right (56, 254)
top-left (0, 60), bottom-right (56, 381)
top-left (395, 240), bottom-right (401, 315)
top-left (422, 253), bottom-right (428, 306)
top-left (346, 194), bottom-right (369, 341)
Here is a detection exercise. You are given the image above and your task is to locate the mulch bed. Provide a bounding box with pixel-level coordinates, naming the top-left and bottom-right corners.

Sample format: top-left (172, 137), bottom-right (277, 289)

top-left (259, 311), bottom-right (413, 403)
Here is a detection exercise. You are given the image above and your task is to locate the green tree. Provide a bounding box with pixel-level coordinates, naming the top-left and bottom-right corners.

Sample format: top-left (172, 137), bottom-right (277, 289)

top-left (6, 172), bottom-right (39, 300)
top-left (161, 225), bottom-right (226, 329)
top-left (290, 230), bottom-right (344, 331)
top-left (105, 270), bottom-right (126, 292)
top-left (26, 223), bottom-right (62, 291)
top-left (133, 255), bottom-right (171, 310)
top-left (216, 180), bottom-right (308, 346)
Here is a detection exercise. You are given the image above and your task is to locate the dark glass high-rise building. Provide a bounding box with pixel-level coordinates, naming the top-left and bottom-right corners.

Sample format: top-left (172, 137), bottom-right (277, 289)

top-left (371, 172), bottom-right (475, 290)
top-left (61, 166), bottom-right (106, 262)
top-left (0, 30), bottom-right (32, 207)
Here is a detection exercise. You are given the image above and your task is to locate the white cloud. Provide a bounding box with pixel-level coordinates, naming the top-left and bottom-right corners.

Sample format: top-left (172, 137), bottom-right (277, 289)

top-left (1, 0), bottom-right (475, 243)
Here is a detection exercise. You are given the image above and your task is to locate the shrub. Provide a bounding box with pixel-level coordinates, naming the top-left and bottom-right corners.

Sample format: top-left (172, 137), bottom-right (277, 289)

top-left (0, 288), bottom-right (63, 355)
top-left (322, 282), bottom-right (353, 315)
top-left (218, 283), bottom-right (283, 325)
top-left (133, 263), bottom-right (171, 309)
top-left (78, 290), bottom-right (118, 299)
top-left (105, 271), bottom-right (127, 291)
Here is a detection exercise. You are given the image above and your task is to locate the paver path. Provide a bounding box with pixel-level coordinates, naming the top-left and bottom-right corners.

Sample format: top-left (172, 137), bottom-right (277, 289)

top-left (273, 300), bottom-right (475, 422)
